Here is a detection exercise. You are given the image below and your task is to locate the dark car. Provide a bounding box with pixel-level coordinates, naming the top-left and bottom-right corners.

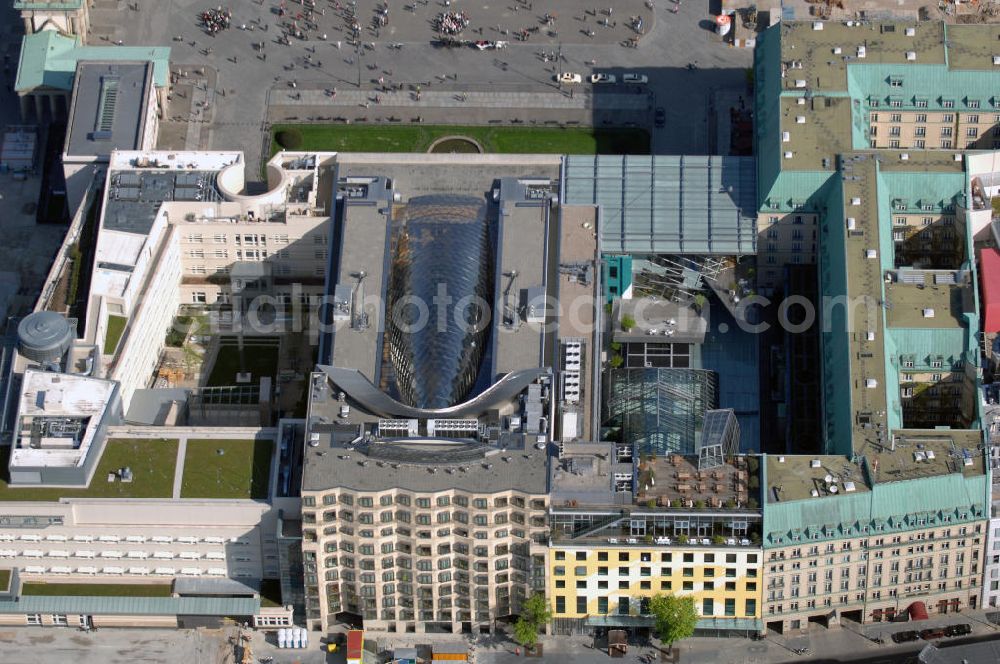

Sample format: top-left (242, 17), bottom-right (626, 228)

top-left (945, 623), bottom-right (972, 637)
top-left (919, 627), bottom-right (947, 640)
top-left (892, 630), bottom-right (920, 643)
top-left (654, 107), bottom-right (666, 127)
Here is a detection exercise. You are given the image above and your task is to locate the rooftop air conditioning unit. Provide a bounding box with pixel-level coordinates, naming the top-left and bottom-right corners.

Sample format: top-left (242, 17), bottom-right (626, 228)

top-left (795, 79), bottom-right (807, 88)
top-left (922, 308), bottom-right (935, 318)
top-left (833, 46), bottom-right (842, 55)
top-left (813, 21), bottom-right (824, 30)
top-left (810, 459), bottom-right (822, 468)
top-left (796, 116), bottom-right (806, 124)
top-left (906, 51), bottom-right (916, 61)
top-left (905, 27), bottom-right (916, 37)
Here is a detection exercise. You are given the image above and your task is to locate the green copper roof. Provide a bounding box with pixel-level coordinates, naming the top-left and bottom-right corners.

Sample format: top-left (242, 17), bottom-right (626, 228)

top-left (847, 63), bottom-right (1000, 114)
top-left (763, 455), bottom-right (988, 548)
top-left (15, 32), bottom-right (170, 93)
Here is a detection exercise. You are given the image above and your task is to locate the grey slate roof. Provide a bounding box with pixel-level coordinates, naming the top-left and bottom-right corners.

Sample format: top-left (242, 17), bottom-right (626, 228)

top-left (0, 595), bottom-right (260, 616)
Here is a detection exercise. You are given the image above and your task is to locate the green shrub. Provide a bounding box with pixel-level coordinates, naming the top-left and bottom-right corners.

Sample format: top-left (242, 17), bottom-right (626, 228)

top-left (621, 315), bottom-right (636, 332)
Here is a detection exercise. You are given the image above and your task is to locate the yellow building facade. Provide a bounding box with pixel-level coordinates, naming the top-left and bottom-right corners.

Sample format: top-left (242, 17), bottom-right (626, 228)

top-left (547, 544), bottom-right (762, 631)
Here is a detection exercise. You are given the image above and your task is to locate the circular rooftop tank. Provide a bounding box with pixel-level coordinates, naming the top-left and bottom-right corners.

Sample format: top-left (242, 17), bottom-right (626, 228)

top-left (17, 311), bottom-right (73, 364)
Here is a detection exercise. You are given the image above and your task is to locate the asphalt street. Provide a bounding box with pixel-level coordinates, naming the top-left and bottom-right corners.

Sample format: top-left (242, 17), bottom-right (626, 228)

top-left (91, 0), bottom-right (753, 173)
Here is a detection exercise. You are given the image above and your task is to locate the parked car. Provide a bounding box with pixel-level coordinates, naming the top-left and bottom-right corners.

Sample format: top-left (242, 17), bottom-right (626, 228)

top-left (556, 72), bottom-right (583, 83)
top-left (919, 627), bottom-right (947, 640)
top-left (590, 73), bottom-right (616, 84)
top-left (891, 631), bottom-right (920, 643)
top-left (654, 107), bottom-right (666, 127)
top-left (945, 623), bottom-right (972, 637)
top-left (622, 73), bottom-right (649, 84)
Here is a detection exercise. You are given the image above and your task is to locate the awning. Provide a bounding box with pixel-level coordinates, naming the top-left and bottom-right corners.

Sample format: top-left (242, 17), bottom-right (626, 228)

top-left (908, 601), bottom-right (929, 621)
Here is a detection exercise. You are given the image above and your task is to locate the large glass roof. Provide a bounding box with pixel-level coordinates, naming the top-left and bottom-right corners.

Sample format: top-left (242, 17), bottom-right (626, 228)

top-left (386, 195), bottom-right (494, 409)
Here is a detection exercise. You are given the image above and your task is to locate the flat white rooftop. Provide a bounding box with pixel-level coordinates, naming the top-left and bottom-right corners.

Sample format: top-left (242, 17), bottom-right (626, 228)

top-left (13, 370), bottom-right (116, 469)
top-left (109, 150), bottom-right (242, 172)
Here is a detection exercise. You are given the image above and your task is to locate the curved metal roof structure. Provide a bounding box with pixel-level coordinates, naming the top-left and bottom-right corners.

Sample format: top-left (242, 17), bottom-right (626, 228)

top-left (319, 366), bottom-right (549, 419)
top-left (386, 194), bottom-right (494, 409)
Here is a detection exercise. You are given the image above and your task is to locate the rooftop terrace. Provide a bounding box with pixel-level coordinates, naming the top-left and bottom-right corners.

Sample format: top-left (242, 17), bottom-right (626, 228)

top-left (765, 454), bottom-right (869, 504)
top-left (636, 454), bottom-right (759, 511)
top-left (860, 430), bottom-right (985, 483)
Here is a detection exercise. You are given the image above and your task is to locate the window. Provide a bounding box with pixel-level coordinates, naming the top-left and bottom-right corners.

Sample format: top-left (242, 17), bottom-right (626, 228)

top-left (576, 596), bottom-right (587, 614)
top-left (746, 599), bottom-right (757, 616)
top-left (26, 614), bottom-right (41, 626)
top-left (619, 552), bottom-right (629, 562)
top-left (890, 113), bottom-right (902, 123)
top-left (576, 551), bottom-right (587, 561)
top-left (969, 100), bottom-right (981, 110)
top-left (942, 100), bottom-right (955, 108)
top-left (555, 551), bottom-right (565, 561)
top-left (703, 598), bottom-right (714, 616)
top-left (555, 596), bottom-right (566, 614)
top-left (941, 127), bottom-right (953, 137)
top-left (943, 114), bottom-right (954, 123)
top-left (942, 140), bottom-right (953, 149)
top-left (968, 127), bottom-right (979, 138)
top-left (725, 598), bottom-right (736, 616)
top-left (598, 552), bottom-right (608, 562)
top-left (191, 292), bottom-right (206, 304)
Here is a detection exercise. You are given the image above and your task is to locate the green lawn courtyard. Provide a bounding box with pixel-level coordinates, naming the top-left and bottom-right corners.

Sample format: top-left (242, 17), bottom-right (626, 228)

top-left (270, 123), bottom-right (650, 156)
top-left (0, 439), bottom-right (177, 501)
top-left (206, 338), bottom-right (280, 387)
top-left (180, 438), bottom-right (274, 500)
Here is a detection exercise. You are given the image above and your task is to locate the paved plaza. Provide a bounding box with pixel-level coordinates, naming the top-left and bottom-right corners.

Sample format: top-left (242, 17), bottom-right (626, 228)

top-left (84, 0), bottom-right (754, 171)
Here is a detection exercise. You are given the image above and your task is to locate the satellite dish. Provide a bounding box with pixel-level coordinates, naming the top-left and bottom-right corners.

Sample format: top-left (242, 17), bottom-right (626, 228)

top-left (824, 474), bottom-right (833, 484)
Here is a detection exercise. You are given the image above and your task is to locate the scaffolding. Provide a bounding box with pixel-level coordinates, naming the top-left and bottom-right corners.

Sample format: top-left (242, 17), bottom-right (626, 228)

top-left (632, 255), bottom-right (735, 303)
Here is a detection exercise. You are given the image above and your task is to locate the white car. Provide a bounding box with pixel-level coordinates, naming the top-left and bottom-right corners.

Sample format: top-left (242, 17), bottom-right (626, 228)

top-left (556, 72), bottom-right (583, 84)
top-left (622, 73), bottom-right (649, 84)
top-left (590, 73), bottom-right (616, 84)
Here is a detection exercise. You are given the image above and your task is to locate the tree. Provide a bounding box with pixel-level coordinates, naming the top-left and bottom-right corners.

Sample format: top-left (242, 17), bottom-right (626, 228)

top-left (648, 594), bottom-right (698, 647)
top-left (513, 617), bottom-right (538, 649)
top-left (522, 592), bottom-right (552, 628)
top-left (620, 314), bottom-right (636, 332)
top-left (513, 593), bottom-right (552, 650)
